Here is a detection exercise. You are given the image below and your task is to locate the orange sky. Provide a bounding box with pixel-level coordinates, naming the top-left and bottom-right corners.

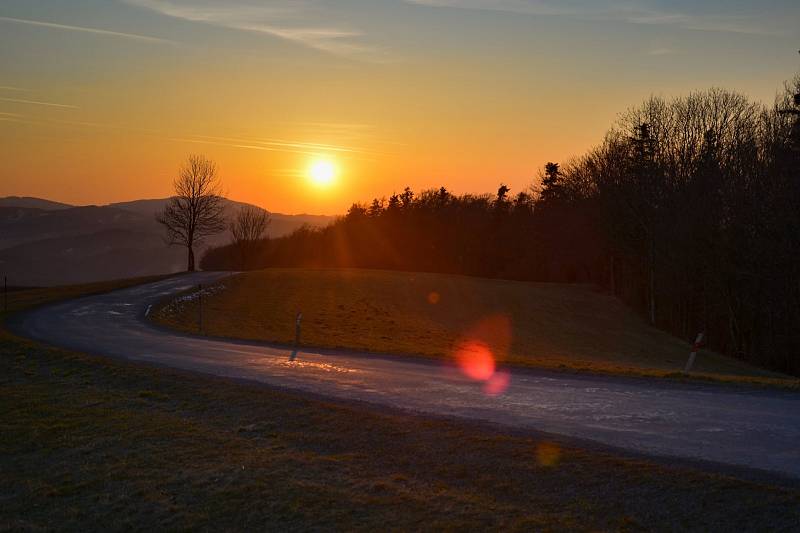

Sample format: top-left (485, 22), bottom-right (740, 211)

top-left (1, 1), bottom-right (798, 214)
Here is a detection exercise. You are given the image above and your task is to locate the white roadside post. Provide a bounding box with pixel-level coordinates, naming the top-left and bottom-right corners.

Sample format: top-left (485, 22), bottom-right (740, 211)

top-left (684, 332), bottom-right (705, 373)
top-left (289, 311), bottom-right (302, 361)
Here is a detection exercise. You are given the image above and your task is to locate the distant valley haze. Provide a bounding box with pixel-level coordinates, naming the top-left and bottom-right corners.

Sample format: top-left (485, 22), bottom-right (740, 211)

top-left (0, 195), bottom-right (333, 286)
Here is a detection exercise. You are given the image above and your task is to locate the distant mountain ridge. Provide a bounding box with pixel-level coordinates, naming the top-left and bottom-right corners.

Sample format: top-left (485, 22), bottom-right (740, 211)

top-left (0, 196), bottom-right (334, 286)
top-left (0, 196), bottom-right (72, 211)
top-left (104, 198), bottom-right (333, 240)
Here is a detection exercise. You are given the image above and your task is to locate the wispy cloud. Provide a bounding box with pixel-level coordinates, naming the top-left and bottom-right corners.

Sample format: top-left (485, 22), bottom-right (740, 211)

top-left (180, 133), bottom-right (386, 158)
top-left (405, 0), bottom-right (576, 16)
top-left (647, 47), bottom-right (677, 56)
top-left (619, 10), bottom-right (778, 36)
top-left (0, 97), bottom-right (77, 109)
top-left (0, 85), bottom-right (28, 92)
top-left (0, 111), bottom-right (24, 123)
top-left (0, 16), bottom-right (173, 44)
top-left (124, 0), bottom-right (379, 59)
top-left (0, 111), bottom-right (26, 123)
top-left (0, 111), bottom-right (390, 157)
top-left (404, 1), bottom-right (783, 36)
top-left (168, 135), bottom-right (324, 157)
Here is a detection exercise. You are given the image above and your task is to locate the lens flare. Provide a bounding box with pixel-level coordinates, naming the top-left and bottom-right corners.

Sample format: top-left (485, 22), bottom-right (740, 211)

top-left (451, 314), bottom-right (513, 395)
top-left (469, 314), bottom-right (512, 358)
top-left (455, 340), bottom-right (495, 381)
top-left (483, 369), bottom-right (511, 396)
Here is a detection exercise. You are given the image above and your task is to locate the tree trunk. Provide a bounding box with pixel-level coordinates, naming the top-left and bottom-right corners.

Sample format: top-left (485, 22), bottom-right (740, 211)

top-left (187, 246), bottom-right (195, 272)
top-left (648, 238), bottom-right (656, 325)
top-left (609, 254), bottom-right (616, 295)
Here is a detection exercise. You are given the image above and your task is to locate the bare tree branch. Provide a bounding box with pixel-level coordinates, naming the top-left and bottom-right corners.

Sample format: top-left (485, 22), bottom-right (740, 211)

top-left (230, 205), bottom-right (270, 269)
top-left (156, 155), bottom-right (227, 271)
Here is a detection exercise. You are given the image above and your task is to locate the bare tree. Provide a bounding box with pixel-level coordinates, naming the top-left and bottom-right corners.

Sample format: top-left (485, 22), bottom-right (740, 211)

top-left (230, 205), bottom-right (270, 269)
top-left (157, 155), bottom-right (227, 271)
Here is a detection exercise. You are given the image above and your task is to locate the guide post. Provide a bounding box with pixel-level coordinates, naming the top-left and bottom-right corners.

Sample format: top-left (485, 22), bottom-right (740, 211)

top-left (289, 311), bottom-right (302, 361)
top-left (684, 332), bottom-right (705, 373)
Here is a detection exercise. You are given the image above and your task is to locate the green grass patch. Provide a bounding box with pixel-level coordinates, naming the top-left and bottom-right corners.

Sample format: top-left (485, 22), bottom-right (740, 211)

top-left (152, 268), bottom-right (797, 387)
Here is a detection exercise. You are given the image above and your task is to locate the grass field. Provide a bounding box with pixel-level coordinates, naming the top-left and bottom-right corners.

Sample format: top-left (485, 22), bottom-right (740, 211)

top-left (152, 268), bottom-right (793, 385)
top-left (1, 274), bottom-right (174, 314)
top-left (3, 281), bottom-right (800, 529)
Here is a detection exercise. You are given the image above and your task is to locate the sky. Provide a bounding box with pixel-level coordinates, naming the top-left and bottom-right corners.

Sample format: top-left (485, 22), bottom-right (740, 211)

top-left (1, 0), bottom-right (798, 215)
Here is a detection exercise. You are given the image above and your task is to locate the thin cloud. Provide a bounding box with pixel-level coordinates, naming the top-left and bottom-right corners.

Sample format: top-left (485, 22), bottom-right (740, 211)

top-left (0, 112), bottom-right (24, 123)
top-left (286, 121), bottom-right (376, 131)
top-left (189, 133), bottom-right (387, 157)
top-left (0, 16), bottom-right (173, 44)
top-left (405, 0), bottom-right (576, 16)
top-left (647, 48), bottom-right (677, 56)
top-left (0, 112), bottom-right (390, 158)
top-left (124, 0), bottom-right (380, 59)
top-left (167, 135), bottom-right (324, 157)
top-left (168, 133), bottom-right (381, 161)
top-left (0, 97), bottom-right (77, 109)
top-left (622, 11), bottom-right (778, 36)
top-left (404, 1), bottom-right (782, 36)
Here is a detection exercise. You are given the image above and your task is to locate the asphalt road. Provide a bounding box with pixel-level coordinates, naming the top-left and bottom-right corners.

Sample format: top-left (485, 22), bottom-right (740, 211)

top-left (11, 273), bottom-right (800, 479)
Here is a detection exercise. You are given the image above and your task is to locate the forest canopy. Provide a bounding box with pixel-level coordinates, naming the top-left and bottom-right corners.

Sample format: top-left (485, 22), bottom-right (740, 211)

top-left (203, 75), bottom-right (800, 376)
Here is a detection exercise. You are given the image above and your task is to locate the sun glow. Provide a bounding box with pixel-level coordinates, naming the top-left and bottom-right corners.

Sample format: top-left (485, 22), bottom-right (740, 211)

top-left (308, 159), bottom-right (337, 187)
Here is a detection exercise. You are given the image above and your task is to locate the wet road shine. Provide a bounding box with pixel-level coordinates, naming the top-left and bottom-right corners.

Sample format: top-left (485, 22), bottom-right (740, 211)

top-left (12, 273), bottom-right (800, 478)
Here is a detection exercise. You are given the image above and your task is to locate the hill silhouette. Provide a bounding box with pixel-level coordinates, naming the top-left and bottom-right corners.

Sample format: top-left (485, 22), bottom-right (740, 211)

top-left (0, 196), bottom-right (72, 211)
top-left (0, 196), bottom-right (333, 286)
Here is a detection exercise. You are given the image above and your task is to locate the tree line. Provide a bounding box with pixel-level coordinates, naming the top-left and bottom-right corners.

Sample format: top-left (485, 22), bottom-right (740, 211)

top-left (200, 74), bottom-right (800, 376)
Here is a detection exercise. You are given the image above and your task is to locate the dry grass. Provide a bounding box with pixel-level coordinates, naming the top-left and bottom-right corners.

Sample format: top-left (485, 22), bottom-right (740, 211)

top-left (3, 323), bottom-right (800, 530)
top-left (2, 274), bottom-right (174, 314)
top-left (3, 276), bottom-right (800, 529)
top-left (152, 268), bottom-right (796, 386)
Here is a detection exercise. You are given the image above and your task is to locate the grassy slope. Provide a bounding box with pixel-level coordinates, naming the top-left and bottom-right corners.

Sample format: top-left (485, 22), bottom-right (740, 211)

top-left (2, 274), bottom-right (174, 313)
top-left (3, 295), bottom-right (800, 530)
top-left (153, 268), bottom-right (793, 384)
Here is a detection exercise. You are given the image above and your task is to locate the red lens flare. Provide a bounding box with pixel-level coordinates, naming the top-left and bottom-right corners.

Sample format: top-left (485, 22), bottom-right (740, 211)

top-left (451, 314), bottom-right (513, 395)
top-left (469, 314), bottom-right (512, 360)
top-left (455, 340), bottom-right (496, 381)
top-left (483, 369), bottom-right (511, 396)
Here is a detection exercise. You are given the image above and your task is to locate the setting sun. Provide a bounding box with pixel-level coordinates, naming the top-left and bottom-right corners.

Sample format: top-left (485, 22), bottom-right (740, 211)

top-left (2, 4), bottom-right (800, 527)
top-left (308, 159), bottom-right (337, 187)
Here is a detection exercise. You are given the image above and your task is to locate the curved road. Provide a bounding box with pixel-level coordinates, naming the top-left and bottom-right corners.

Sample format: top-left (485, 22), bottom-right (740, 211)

top-left (10, 273), bottom-right (800, 479)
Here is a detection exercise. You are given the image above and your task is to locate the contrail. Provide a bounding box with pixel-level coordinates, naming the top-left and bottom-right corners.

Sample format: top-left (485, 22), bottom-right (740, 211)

top-left (0, 16), bottom-right (173, 44)
top-left (0, 97), bottom-right (77, 109)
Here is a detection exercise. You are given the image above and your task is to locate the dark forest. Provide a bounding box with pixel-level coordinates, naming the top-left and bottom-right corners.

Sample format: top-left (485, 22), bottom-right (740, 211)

top-left (203, 76), bottom-right (800, 376)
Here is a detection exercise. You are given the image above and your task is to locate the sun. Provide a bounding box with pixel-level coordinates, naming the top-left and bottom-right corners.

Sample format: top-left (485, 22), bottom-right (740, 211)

top-left (308, 159), bottom-right (337, 187)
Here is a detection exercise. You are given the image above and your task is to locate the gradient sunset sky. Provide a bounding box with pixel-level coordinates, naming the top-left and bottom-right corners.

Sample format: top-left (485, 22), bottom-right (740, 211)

top-left (1, 1), bottom-right (798, 215)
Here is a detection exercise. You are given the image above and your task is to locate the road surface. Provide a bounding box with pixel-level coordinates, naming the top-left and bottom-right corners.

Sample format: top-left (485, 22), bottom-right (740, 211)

top-left (10, 273), bottom-right (800, 479)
